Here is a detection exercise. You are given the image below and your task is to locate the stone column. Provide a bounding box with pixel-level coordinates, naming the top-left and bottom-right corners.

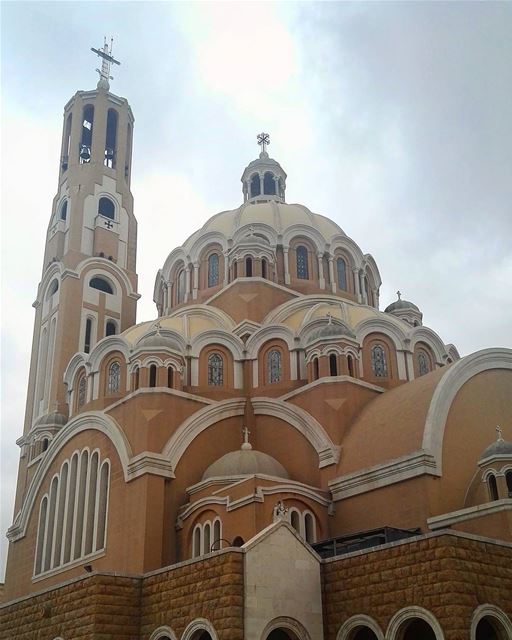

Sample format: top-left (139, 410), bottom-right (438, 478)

top-left (259, 174), bottom-right (264, 196)
top-left (192, 263), bottom-right (199, 300)
top-left (283, 247), bottom-right (291, 284)
top-left (353, 267), bottom-right (361, 302)
top-left (184, 265), bottom-right (191, 302)
top-left (223, 252), bottom-right (229, 285)
top-left (317, 254), bottom-right (325, 289)
top-left (329, 257), bottom-right (336, 292)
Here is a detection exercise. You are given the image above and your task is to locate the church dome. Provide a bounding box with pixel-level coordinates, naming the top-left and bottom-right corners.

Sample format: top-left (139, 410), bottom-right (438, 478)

top-left (479, 432), bottom-right (512, 461)
top-left (385, 298), bottom-right (420, 313)
top-left (202, 446), bottom-right (289, 480)
top-left (308, 320), bottom-right (355, 343)
top-left (137, 328), bottom-right (180, 351)
top-left (34, 411), bottom-right (68, 428)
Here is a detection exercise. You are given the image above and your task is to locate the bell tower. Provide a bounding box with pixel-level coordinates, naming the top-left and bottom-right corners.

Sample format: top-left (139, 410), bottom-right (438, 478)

top-left (19, 40), bottom-right (139, 462)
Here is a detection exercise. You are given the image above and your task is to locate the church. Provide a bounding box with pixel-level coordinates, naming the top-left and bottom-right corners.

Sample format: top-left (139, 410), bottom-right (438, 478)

top-left (1, 42), bottom-right (512, 640)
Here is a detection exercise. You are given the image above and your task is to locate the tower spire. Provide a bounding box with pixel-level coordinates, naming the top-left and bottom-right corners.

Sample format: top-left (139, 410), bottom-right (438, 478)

top-left (257, 132), bottom-right (270, 157)
top-left (91, 37), bottom-right (121, 90)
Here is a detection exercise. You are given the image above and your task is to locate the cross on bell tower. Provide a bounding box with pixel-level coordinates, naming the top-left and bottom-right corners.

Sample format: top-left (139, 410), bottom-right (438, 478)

top-left (257, 132), bottom-right (270, 156)
top-left (91, 37), bottom-right (121, 90)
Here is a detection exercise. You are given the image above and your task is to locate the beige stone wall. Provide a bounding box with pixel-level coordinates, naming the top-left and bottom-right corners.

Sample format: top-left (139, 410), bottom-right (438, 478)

top-left (244, 524), bottom-right (323, 640)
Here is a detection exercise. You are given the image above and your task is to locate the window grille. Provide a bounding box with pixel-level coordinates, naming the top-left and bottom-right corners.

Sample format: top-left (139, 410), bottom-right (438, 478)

top-left (267, 349), bottom-right (282, 384)
top-left (107, 361), bottom-right (121, 394)
top-left (208, 353), bottom-right (224, 386)
top-left (208, 254), bottom-right (219, 287)
top-left (337, 258), bottom-right (347, 290)
top-left (418, 352), bottom-right (429, 376)
top-left (78, 376), bottom-right (87, 408)
top-left (371, 345), bottom-right (388, 377)
top-left (296, 246), bottom-right (309, 279)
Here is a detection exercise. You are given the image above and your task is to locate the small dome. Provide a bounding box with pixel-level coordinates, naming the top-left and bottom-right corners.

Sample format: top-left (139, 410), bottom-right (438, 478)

top-left (479, 435), bottom-right (512, 461)
top-left (35, 412), bottom-right (67, 427)
top-left (385, 298), bottom-right (420, 313)
top-left (202, 447), bottom-right (289, 480)
top-left (137, 330), bottom-right (180, 351)
top-left (308, 321), bottom-right (355, 343)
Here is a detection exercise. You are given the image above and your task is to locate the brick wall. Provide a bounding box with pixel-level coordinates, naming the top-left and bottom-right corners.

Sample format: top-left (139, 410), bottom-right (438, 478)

top-left (322, 533), bottom-right (512, 640)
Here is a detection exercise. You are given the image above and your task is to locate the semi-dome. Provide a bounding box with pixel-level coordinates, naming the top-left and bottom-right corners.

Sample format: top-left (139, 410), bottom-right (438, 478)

top-left (34, 411), bottom-right (68, 428)
top-left (137, 325), bottom-right (181, 351)
top-left (202, 444), bottom-right (289, 480)
top-left (308, 320), bottom-right (356, 343)
top-left (385, 297), bottom-right (420, 314)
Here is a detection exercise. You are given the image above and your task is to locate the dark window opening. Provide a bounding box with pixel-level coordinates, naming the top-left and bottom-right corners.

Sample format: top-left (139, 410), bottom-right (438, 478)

top-left (233, 536), bottom-right (244, 547)
top-left (352, 628), bottom-right (379, 640)
top-left (233, 261), bottom-right (238, 279)
top-left (167, 367), bottom-right (173, 388)
top-left (488, 474), bottom-right (499, 501)
top-left (296, 245), bottom-right (309, 279)
top-left (506, 470), bottom-right (512, 497)
top-left (476, 617), bottom-right (505, 640)
top-left (47, 279), bottom-right (59, 298)
top-left (42, 438), bottom-right (49, 452)
top-left (263, 172), bottom-right (276, 195)
top-left (149, 364), bottom-right (157, 388)
top-left (208, 253), bottom-right (219, 287)
top-left (80, 105), bottom-right (94, 163)
top-left (98, 197), bottom-right (115, 220)
top-left (337, 257), bottom-right (347, 290)
top-left (329, 353), bottom-right (338, 376)
top-left (59, 200), bottom-right (68, 221)
top-left (134, 367), bottom-right (140, 390)
top-left (313, 357), bottom-right (319, 381)
top-left (245, 256), bottom-right (253, 277)
top-left (90, 277), bottom-right (113, 294)
top-left (401, 619), bottom-right (437, 640)
top-left (347, 355), bottom-right (355, 377)
top-left (104, 109), bottom-right (118, 168)
top-left (250, 173), bottom-right (260, 197)
top-left (61, 113), bottom-right (72, 171)
top-left (84, 318), bottom-right (92, 353)
top-left (262, 258), bottom-right (268, 279)
top-left (105, 321), bottom-right (116, 336)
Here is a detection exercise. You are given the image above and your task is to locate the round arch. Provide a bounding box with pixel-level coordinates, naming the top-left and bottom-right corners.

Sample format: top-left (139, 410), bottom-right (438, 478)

top-left (386, 606), bottom-right (444, 640)
top-left (336, 614), bottom-right (384, 640)
top-left (470, 604), bottom-right (512, 640)
top-left (6, 411), bottom-right (131, 543)
top-left (149, 625), bottom-right (179, 640)
top-left (354, 317), bottom-right (407, 351)
top-left (181, 618), bottom-right (219, 640)
top-left (260, 616), bottom-right (312, 640)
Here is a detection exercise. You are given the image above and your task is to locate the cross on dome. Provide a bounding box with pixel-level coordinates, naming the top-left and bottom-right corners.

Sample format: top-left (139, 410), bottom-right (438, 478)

top-left (396, 290), bottom-right (402, 300)
top-left (257, 132), bottom-right (270, 155)
top-left (496, 425), bottom-right (504, 442)
top-left (241, 425), bottom-right (252, 450)
top-left (91, 37), bottom-right (120, 90)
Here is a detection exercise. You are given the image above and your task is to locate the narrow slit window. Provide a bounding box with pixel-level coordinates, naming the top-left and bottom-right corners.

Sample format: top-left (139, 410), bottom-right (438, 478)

top-left (245, 256), bottom-right (253, 277)
top-left (208, 353), bottom-right (224, 386)
top-left (250, 173), bottom-right (260, 197)
top-left (149, 364), bottom-right (157, 388)
top-left (208, 253), bottom-right (219, 287)
top-left (80, 105), bottom-right (94, 163)
top-left (84, 318), bottom-right (92, 353)
top-left (371, 344), bottom-right (388, 377)
top-left (329, 353), bottom-right (338, 376)
top-left (267, 349), bottom-right (282, 384)
top-left (336, 257), bottom-right (347, 290)
top-left (105, 321), bottom-right (116, 336)
top-left (488, 474), bottom-right (499, 501)
top-left (167, 367), bottom-right (173, 388)
top-left (262, 258), bottom-right (268, 279)
top-left (296, 246), bottom-right (309, 279)
top-left (104, 109), bottom-right (118, 168)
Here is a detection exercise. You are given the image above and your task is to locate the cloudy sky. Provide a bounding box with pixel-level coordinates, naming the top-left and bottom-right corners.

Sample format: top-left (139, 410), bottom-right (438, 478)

top-left (1, 1), bottom-right (511, 577)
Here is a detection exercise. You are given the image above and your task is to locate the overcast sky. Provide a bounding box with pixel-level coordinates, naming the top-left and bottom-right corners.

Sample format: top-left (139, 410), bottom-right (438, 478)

top-left (1, 1), bottom-right (511, 578)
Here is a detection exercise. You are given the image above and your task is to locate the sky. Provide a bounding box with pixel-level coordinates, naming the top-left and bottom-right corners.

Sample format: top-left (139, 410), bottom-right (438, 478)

top-left (1, 1), bottom-right (511, 578)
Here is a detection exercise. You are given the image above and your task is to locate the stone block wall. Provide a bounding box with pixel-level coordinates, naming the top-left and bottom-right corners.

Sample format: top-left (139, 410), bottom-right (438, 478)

top-left (322, 532), bottom-right (512, 640)
top-left (140, 551), bottom-right (244, 640)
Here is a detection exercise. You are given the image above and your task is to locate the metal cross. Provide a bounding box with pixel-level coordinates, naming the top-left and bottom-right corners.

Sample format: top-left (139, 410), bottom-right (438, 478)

top-left (104, 220), bottom-right (114, 229)
top-left (257, 132), bottom-right (270, 154)
top-left (91, 37), bottom-right (120, 87)
top-left (396, 290), bottom-right (402, 300)
top-left (496, 425), bottom-right (504, 441)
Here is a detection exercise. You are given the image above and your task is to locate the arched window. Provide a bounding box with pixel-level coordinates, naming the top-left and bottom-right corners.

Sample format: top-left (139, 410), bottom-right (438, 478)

top-left (193, 525), bottom-right (201, 558)
top-left (329, 353), bottom-right (338, 376)
top-left (267, 349), bottom-right (282, 384)
top-left (59, 200), bottom-right (68, 221)
top-left (107, 361), bottom-right (121, 394)
top-left (233, 536), bottom-right (244, 547)
top-left (80, 105), bottom-right (94, 164)
top-left (399, 618), bottom-right (437, 640)
top-left (250, 173), bottom-right (260, 197)
top-left (208, 353), bottom-right (224, 386)
top-left (46, 279), bottom-right (59, 298)
top-left (304, 512), bottom-right (316, 543)
top-left (149, 364), bottom-right (157, 388)
top-left (347, 354), bottom-right (355, 377)
top-left (208, 254), bottom-right (219, 287)
top-left (418, 351), bottom-right (430, 376)
top-left (105, 320), bottom-right (116, 336)
top-left (263, 172), bottom-right (276, 195)
top-left (290, 509), bottom-right (300, 534)
top-left (371, 344), bottom-right (388, 377)
top-left (42, 438), bottom-right (49, 452)
top-left (84, 317), bottom-right (93, 353)
top-left (488, 474), bottom-right (499, 501)
top-left (245, 256), bottom-right (253, 277)
top-left (296, 245), bottom-right (309, 279)
top-left (313, 357), bottom-right (319, 381)
top-left (167, 367), bottom-right (174, 388)
top-left (177, 269), bottom-right (186, 304)
top-left (98, 196), bottom-right (115, 220)
top-left (61, 112), bottom-right (72, 171)
top-left (475, 617), bottom-right (507, 640)
top-left (506, 470), bottom-right (512, 497)
top-left (262, 258), bottom-right (268, 279)
top-left (134, 366), bottom-right (140, 390)
top-left (78, 376), bottom-right (87, 408)
top-left (212, 519), bottom-right (222, 551)
top-left (104, 109), bottom-right (118, 168)
top-left (203, 522), bottom-right (211, 555)
top-left (336, 257), bottom-right (347, 290)
top-left (90, 277), bottom-right (113, 294)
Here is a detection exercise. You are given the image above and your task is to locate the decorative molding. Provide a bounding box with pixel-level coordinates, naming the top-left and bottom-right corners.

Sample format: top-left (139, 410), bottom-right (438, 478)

top-left (427, 499), bottom-right (512, 530)
top-left (329, 451), bottom-right (439, 500)
top-left (386, 606), bottom-right (445, 640)
top-left (423, 348), bottom-right (512, 472)
top-left (279, 375), bottom-right (384, 401)
top-left (127, 452), bottom-right (175, 480)
top-left (251, 397), bottom-right (341, 468)
top-left (259, 615), bottom-right (312, 640)
top-left (149, 626), bottom-right (178, 640)
top-left (470, 604), bottom-right (512, 640)
top-left (182, 618), bottom-right (219, 640)
top-left (336, 614), bottom-right (384, 640)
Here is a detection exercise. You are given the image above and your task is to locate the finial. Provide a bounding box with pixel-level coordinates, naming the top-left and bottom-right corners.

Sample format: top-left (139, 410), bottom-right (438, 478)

top-left (91, 37), bottom-right (121, 90)
top-left (257, 132), bottom-right (270, 156)
top-left (154, 320), bottom-right (162, 334)
top-left (241, 425), bottom-right (252, 450)
top-left (396, 290), bottom-right (402, 301)
top-left (496, 425), bottom-right (504, 442)
top-left (326, 312), bottom-right (333, 325)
